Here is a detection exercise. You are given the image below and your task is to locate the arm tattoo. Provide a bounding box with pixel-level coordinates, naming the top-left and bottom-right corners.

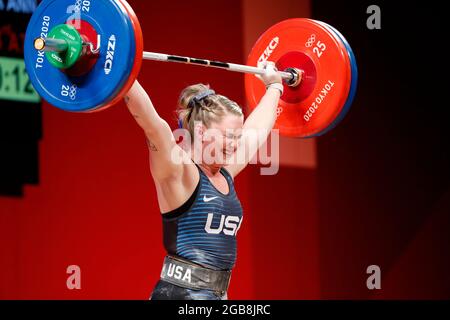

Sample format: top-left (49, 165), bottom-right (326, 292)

top-left (125, 96), bottom-right (140, 119)
top-left (146, 138), bottom-right (158, 151)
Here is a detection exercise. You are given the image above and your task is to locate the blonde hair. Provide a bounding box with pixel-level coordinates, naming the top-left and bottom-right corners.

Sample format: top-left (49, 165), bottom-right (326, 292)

top-left (176, 84), bottom-right (243, 138)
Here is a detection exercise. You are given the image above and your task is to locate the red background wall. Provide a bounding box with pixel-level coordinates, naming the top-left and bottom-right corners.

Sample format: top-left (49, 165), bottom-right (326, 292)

top-left (0, 0), bottom-right (318, 299)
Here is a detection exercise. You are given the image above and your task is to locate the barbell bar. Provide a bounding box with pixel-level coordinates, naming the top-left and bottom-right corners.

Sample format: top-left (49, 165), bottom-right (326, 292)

top-left (23, 0), bottom-right (358, 138)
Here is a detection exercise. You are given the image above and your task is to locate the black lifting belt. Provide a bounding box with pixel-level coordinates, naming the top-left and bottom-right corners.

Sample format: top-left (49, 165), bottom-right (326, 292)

top-left (160, 256), bottom-right (232, 295)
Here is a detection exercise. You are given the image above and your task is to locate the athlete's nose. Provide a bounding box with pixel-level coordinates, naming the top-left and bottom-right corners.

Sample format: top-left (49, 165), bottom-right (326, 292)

top-left (228, 139), bottom-right (238, 152)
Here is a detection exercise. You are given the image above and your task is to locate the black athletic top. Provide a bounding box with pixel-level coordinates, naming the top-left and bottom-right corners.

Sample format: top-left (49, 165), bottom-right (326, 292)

top-left (162, 164), bottom-right (243, 271)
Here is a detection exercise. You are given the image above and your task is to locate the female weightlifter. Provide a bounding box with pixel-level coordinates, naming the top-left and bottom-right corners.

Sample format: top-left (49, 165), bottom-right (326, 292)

top-left (124, 61), bottom-right (282, 300)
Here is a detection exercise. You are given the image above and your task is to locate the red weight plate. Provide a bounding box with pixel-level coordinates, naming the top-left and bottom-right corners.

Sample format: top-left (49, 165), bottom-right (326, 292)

top-left (245, 18), bottom-right (352, 138)
top-left (89, 0), bottom-right (143, 113)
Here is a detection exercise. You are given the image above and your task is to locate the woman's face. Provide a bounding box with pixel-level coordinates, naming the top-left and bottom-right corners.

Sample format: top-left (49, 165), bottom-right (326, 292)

top-left (199, 113), bottom-right (244, 166)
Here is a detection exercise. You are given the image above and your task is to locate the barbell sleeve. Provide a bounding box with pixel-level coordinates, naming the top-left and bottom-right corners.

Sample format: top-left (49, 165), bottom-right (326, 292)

top-left (34, 37), bottom-right (68, 52)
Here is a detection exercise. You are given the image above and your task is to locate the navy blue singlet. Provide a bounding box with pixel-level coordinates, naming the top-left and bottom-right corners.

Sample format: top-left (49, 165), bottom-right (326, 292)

top-left (162, 163), bottom-right (243, 271)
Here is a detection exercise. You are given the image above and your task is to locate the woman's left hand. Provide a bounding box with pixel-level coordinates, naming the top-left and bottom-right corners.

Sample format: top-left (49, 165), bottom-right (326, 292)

top-left (257, 61), bottom-right (283, 86)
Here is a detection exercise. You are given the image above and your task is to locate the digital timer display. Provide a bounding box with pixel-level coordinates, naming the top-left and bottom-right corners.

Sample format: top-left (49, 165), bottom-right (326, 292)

top-left (0, 56), bottom-right (40, 103)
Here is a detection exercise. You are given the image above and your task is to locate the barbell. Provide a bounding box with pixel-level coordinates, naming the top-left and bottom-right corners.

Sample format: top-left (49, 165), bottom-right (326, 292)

top-left (24, 0), bottom-right (358, 138)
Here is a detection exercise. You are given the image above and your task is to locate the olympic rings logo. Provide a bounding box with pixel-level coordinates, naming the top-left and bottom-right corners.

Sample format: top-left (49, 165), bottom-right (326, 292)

top-left (276, 107), bottom-right (283, 118)
top-left (305, 34), bottom-right (316, 48)
top-left (69, 85), bottom-right (77, 101)
top-left (74, 0), bottom-right (82, 12)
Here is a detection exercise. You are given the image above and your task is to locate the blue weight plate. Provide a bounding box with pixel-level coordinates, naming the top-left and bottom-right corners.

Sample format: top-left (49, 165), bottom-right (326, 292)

top-left (24, 0), bottom-right (136, 112)
top-left (313, 21), bottom-right (358, 137)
